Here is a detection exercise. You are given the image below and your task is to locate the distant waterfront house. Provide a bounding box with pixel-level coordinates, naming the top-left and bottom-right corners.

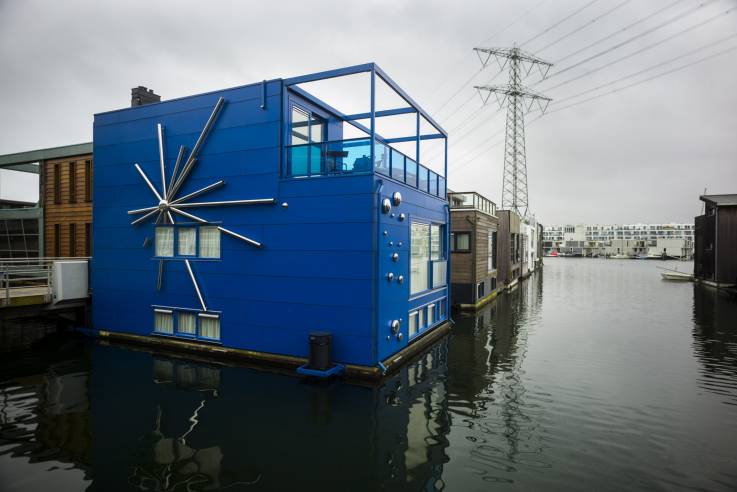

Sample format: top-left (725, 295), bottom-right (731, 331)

top-left (92, 63), bottom-right (450, 373)
top-left (448, 191), bottom-right (498, 308)
top-left (497, 210), bottom-right (522, 287)
top-left (695, 194), bottom-right (737, 288)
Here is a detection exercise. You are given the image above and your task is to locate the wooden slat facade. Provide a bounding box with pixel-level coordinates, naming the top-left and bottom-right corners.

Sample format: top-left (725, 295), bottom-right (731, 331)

top-left (43, 154), bottom-right (93, 257)
top-left (450, 208), bottom-right (499, 306)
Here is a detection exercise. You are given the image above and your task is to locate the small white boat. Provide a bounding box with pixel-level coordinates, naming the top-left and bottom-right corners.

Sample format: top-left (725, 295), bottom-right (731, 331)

top-left (660, 271), bottom-right (693, 281)
top-left (610, 253), bottom-right (631, 259)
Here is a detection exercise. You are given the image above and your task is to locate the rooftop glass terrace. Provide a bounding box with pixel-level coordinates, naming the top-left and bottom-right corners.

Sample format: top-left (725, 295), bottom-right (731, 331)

top-left (282, 63), bottom-right (447, 197)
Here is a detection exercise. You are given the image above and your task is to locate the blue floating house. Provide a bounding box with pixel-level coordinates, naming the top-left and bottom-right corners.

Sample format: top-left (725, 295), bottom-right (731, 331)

top-left (92, 63), bottom-right (450, 376)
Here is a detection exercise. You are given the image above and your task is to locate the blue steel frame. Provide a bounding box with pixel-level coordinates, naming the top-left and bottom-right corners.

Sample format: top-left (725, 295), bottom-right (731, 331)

top-left (283, 63), bottom-right (448, 181)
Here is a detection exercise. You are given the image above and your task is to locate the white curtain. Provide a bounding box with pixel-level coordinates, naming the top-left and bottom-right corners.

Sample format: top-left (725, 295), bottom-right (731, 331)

top-left (199, 226), bottom-right (220, 258)
top-left (200, 315), bottom-right (220, 340)
top-left (411, 222), bottom-right (430, 294)
top-left (178, 227), bottom-right (196, 256)
top-left (409, 311), bottom-right (418, 337)
top-left (154, 311), bottom-right (173, 334)
top-left (156, 227), bottom-right (174, 257)
top-left (178, 312), bottom-right (196, 334)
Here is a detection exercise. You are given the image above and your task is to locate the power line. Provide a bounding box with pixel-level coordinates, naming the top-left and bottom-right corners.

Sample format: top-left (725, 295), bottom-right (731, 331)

top-left (541, 4), bottom-right (736, 93)
top-left (451, 42), bottom-right (737, 173)
top-left (434, 0), bottom-right (607, 120)
top-left (544, 0), bottom-right (721, 81)
top-left (520, 0), bottom-right (604, 48)
top-left (430, 0), bottom-right (551, 104)
top-left (554, 0), bottom-right (687, 64)
top-left (533, 0), bottom-right (633, 53)
top-left (553, 30), bottom-right (737, 105)
top-left (542, 43), bottom-right (737, 115)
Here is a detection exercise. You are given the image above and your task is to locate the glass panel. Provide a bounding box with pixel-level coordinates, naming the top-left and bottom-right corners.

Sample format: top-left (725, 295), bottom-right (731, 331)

top-left (411, 222), bottom-right (430, 294)
top-left (432, 260), bottom-right (447, 288)
top-left (200, 316), bottom-right (220, 340)
top-left (155, 227), bottom-right (174, 257)
top-left (439, 299), bottom-right (446, 319)
top-left (405, 159), bottom-right (418, 187)
top-left (178, 312), bottom-right (196, 335)
top-left (290, 107), bottom-right (309, 145)
top-left (456, 233), bottom-right (470, 251)
top-left (438, 176), bottom-right (446, 197)
top-left (431, 224), bottom-right (442, 260)
top-left (409, 311), bottom-right (418, 337)
top-left (374, 142), bottom-right (390, 176)
top-left (178, 227), bottom-right (196, 256)
top-left (288, 145), bottom-right (309, 176)
top-left (339, 139), bottom-right (372, 173)
top-left (309, 144), bottom-right (321, 175)
top-left (310, 115), bottom-right (324, 143)
top-left (199, 226), bottom-right (220, 259)
top-left (449, 193), bottom-right (474, 208)
top-left (391, 149), bottom-right (405, 181)
top-left (154, 311), bottom-right (173, 334)
top-left (418, 166), bottom-right (428, 192)
top-left (429, 172), bottom-right (438, 196)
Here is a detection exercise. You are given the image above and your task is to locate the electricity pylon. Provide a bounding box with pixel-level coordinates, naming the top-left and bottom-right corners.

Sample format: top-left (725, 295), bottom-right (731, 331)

top-left (473, 46), bottom-right (552, 220)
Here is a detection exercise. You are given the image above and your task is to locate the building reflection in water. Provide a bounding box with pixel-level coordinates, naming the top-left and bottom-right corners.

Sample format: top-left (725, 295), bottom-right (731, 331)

top-left (0, 340), bottom-right (92, 489)
top-left (446, 271), bottom-right (547, 484)
top-left (0, 275), bottom-right (549, 491)
top-left (691, 286), bottom-right (737, 404)
top-left (83, 337), bottom-right (454, 491)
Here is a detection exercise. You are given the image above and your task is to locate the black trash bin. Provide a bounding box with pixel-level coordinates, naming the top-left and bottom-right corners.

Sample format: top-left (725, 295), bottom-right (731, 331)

top-left (308, 331), bottom-right (332, 371)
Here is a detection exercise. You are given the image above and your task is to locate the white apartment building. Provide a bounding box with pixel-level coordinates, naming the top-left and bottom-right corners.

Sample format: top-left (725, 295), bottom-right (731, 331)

top-left (542, 223), bottom-right (694, 257)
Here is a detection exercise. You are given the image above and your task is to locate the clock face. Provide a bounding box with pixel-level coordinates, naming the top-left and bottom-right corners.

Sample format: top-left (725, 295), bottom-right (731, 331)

top-left (126, 97), bottom-right (275, 312)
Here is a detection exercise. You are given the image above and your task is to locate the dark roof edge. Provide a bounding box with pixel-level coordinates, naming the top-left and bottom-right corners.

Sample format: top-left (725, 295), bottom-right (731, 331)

top-left (700, 194), bottom-right (737, 206)
top-left (0, 142), bottom-right (93, 166)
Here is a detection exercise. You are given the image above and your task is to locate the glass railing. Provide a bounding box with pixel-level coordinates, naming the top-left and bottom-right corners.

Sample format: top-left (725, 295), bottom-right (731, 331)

top-left (286, 138), bottom-right (446, 198)
top-left (447, 192), bottom-right (497, 216)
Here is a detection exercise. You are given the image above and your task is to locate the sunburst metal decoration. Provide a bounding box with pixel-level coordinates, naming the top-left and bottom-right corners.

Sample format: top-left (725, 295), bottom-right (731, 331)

top-left (127, 97), bottom-right (275, 312)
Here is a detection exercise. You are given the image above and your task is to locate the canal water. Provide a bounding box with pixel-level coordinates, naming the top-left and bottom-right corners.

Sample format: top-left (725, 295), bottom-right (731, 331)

top-left (1, 258), bottom-right (736, 491)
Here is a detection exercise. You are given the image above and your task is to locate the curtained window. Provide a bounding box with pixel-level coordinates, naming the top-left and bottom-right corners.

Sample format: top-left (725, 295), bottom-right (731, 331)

top-left (199, 226), bottom-right (220, 258)
top-left (411, 222), bottom-right (430, 294)
top-left (199, 314), bottom-right (220, 340)
top-left (156, 227), bottom-right (174, 257)
top-left (154, 310), bottom-right (173, 334)
top-left (177, 312), bottom-right (196, 335)
top-left (178, 227), bottom-right (196, 256)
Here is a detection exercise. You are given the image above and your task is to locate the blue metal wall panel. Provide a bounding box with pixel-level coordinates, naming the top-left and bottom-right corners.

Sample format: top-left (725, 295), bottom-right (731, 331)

top-left (92, 75), bottom-right (447, 369)
top-left (373, 175), bottom-right (449, 362)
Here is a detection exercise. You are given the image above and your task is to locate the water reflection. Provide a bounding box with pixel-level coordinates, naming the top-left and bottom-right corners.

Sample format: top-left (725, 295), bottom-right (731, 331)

top-left (1, 337), bottom-right (455, 491)
top-left (2, 264), bottom-right (737, 491)
top-left (0, 339), bottom-right (92, 489)
top-left (692, 286), bottom-right (737, 405)
top-left (446, 272), bottom-right (546, 485)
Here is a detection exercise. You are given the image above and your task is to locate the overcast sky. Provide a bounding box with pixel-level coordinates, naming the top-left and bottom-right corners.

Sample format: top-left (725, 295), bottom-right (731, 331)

top-left (1, 0), bottom-right (735, 225)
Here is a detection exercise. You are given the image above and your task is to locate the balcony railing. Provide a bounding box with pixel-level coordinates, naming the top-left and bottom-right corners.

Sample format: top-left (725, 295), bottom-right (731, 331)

top-left (448, 192), bottom-right (497, 216)
top-left (286, 138), bottom-right (446, 198)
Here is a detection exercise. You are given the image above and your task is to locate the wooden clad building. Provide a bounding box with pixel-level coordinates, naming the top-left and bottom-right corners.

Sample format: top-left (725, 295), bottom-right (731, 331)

top-left (497, 209), bottom-right (522, 289)
top-left (0, 142), bottom-right (93, 259)
top-left (695, 194), bottom-right (737, 288)
top-left (449, 192), bottom-right (499, 308)
top-left (43, 152), bottom-right (93, 257)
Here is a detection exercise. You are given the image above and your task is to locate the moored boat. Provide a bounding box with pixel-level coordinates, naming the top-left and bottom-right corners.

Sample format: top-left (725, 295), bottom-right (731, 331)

top-left (660, 271), bottom-right (693, 281)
